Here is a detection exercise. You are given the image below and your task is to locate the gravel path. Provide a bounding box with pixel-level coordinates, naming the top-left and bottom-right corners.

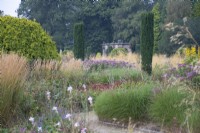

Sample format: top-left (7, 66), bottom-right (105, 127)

top-left (76, 111), bottom-right (163, 133)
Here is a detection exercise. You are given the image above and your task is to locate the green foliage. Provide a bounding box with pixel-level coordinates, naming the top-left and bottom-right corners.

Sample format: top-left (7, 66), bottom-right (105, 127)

top-left (87, 68), bottom-right (142, 84)
top-left (165, 0), bottom-right (192, 23)
top-left (82, 0), bottom-right (118, 54)
top-left (184, 55), bottom-right (199, 66)
top-left (17, 0), bottom-right (79, 50)
top-left (192, 75), bottom-right (200, 89)
top-left (73, 22), bottom-right (85, 60)
top-left (149, 87), bottom-right (188, 126)
top-left (18, 0), bottom-right (117, 54)
top-left (140, 12), bottom-right (154, 75)
top-left (109, 48), bottom-right (128, 57)
top-left (151, 64), bottom-right (166, 81)
top-left (112, 1), bottom-right (153, 45)
top-left (188, 109), bottom-right (200, 133)
top-left (106, 46), bottom-right (113, 55)
top-left (193, 1), bottom-right (200, 17)
top-left (0, 16), bottom-right (58, 59)
top-left (94, 83), bottom-right (155, 122)
top-left (152, 3), bottom-right (161, 53)
top-left (187, 17), bottom-right (200, 45)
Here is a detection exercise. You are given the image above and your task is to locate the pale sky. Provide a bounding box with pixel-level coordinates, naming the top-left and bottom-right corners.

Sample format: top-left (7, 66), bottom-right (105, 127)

top-left (0, 0), bottom-right (21, 17)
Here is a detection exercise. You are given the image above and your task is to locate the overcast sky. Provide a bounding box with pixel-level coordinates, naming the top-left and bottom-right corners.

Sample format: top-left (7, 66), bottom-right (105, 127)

top-left (0, 0), bottom-right (21, 17)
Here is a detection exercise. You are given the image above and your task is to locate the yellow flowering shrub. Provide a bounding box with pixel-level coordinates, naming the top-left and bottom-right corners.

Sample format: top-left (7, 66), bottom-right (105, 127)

top-left (185, 46), bottom-right (196, 57)
top-left (184, 46), bottom-right (199, 65)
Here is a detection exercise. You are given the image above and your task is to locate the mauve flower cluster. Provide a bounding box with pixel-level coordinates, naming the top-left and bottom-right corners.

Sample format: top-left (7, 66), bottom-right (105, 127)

top-left (162, 63), bottom-right (200, 81)
top-left (83, 60), bottom-right (135, 71)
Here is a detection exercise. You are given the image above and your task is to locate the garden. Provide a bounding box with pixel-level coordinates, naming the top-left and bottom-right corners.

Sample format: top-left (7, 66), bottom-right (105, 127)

top-left (0, 7), bottom-right (200, 133)
top-left (1, 48), bottom-right (200, 133)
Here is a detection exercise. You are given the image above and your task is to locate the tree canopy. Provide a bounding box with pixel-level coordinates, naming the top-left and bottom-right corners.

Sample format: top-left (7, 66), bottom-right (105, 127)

top-left (16, 0), bottom-right (200, 56)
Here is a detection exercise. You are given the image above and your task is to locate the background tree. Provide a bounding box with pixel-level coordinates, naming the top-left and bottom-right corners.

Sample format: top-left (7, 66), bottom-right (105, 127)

top-left (140, 13), bottom-right (154, 75)
top-left (112, 0), bottom-right (154, 47)
top-left (18, 0), bottom-right (81, 50)
top-left (79, 0), bottom-right (118, 55)
top-left (152, 3), bottom-right (161, 53)
top-left (18, 0), bottom-right (118, 55)
top-left (73, 22), bottom-right (85, 60)
top-left (165, 0), bottom-right (192, 23)
top-left (0, 10), bottom-right (4, 16)
top-left (158, 0), bottom-right (193, 56)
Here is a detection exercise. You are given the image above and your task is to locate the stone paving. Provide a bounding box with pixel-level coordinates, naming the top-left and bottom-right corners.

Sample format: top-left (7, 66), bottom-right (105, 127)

top-left (76, 111), bottom-right (163, 133)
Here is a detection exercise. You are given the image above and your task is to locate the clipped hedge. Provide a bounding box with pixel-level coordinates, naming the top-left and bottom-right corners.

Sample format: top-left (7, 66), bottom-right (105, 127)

top-left (0, 16), bottom-right (58, 59)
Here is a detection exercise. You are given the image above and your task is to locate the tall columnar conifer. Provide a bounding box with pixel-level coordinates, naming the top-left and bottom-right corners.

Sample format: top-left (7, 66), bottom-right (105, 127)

top-left (140, 13), bottom-right (154, 75)
top-left (73, 22), bottom-right (85, 60)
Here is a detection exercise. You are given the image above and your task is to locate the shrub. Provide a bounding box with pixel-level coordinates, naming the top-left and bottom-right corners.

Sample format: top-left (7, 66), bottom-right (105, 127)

top-left (94, 83), bottom-right (155, 122)
top-left (149, 87), bottom-right (188, 126)
top-left (0, 16), bottom-right (58, 59)
top-left (73, 22), bottom-right (85, 60)
top-left (140, 13), bottom-right (154, 75)
top-left (109, 48), bottom-right (128, 57)
top-left (0, 54), bottom-right (27, 126)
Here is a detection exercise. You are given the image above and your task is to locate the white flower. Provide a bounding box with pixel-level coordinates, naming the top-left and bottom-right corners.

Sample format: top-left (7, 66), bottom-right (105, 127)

top-left (29, 117), bottom-right (34, 123)
top-left (52, 106), bottom-right (58, 113)
top-left (65, 113), bottom-right (72, 121)
top-left (46, 91), bottom-right (51, 100)
top-left (74, 122), bottom-right (79, 127)
top-left (55, 122), bottom-right (61, 128)
top-left (82, 84), bottom-right (86, 89)
top-left (67, 86), bottom-right (73, 93)
top-left (38, 126), bottom-right (42, 132)
top-left (81, 128), bottom-right (87, 133)
top-left (88, 96), bottom-right (93, 105)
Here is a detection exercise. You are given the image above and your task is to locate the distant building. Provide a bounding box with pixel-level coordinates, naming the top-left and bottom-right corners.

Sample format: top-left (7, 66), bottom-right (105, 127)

top-left (102, 41), bottom-right (132, 56)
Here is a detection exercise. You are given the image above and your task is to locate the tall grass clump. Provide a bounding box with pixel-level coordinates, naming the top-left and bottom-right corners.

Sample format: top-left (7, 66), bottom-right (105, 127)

top-left (61, 58), bottom-right (84, 84)
top-left (149, 87), bottom-right (188, 126)
top-left (94, 83), bottom-right (156, 122)
top-left (0, 54), bottom-right (27, 126)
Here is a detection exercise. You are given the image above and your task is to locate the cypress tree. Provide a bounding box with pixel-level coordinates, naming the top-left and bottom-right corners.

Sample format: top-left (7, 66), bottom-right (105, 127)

top-left (140, 13), bottom-right (154, 75)
top-left (73, 22), bottom-right (85, 60)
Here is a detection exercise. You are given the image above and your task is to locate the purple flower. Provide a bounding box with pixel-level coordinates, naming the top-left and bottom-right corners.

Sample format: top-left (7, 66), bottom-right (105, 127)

top-left (186, 71), bottom-right (197, 79)
top-left (19, 128), bottom-right (26, 133)
top-left (178, 64), bottom-right (186, 68)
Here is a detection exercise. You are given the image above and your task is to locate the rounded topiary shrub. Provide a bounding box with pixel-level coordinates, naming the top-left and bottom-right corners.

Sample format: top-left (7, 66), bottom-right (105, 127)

top-left (0, 16), bottom-right (58, 59)
top-left (109, 48), bottom-right (128, 57)
top-left (94, 83), bottom-right (155, 122)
